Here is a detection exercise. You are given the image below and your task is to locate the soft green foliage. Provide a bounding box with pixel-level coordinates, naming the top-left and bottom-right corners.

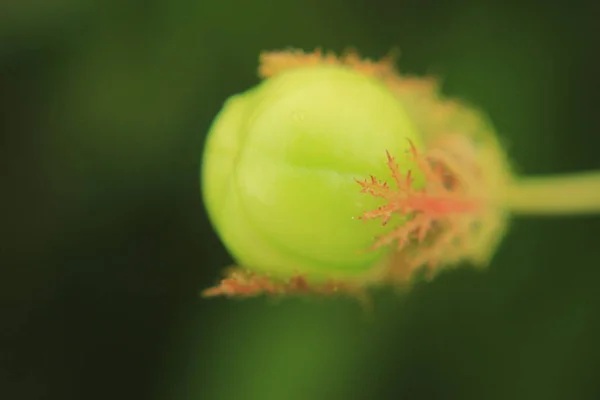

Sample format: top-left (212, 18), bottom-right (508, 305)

top-left (202, 65), bottom-right (424, 281)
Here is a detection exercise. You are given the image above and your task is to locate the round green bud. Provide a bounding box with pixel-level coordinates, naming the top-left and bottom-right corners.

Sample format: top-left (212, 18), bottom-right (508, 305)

top-left (201, 65), bottom-right (424, 282)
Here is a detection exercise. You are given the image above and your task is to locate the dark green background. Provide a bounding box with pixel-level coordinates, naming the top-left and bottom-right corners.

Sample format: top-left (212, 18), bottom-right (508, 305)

top-left (2, 1), bottom-right (599, 399)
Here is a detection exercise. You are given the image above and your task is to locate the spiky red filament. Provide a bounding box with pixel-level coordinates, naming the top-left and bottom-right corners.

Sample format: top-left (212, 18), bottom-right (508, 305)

top-left (201, 267), bottom-right (370, 304)
top-left (356, 139), bottom-right (485, 278)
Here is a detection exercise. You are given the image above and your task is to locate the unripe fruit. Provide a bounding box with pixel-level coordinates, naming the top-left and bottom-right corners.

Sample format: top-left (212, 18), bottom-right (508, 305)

top-left (202, 65), bottom-right (425, 285)
top-left (201, 48), bottom-right (515, 298)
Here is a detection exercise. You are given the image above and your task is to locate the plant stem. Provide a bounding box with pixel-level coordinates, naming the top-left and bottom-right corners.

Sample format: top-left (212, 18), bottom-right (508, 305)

top-left (505, 171), bottom-right (600, 216)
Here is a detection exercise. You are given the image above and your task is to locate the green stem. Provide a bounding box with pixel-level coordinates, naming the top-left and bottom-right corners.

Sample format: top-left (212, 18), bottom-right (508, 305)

top-left (505, 171), bottom-right (600, 216)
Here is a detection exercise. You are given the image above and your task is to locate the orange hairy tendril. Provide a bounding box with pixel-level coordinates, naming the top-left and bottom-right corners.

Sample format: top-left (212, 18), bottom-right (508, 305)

top-left (202, 267), bottom-right (371, 307)
top-left (356, 139), bottom-right (489, 282)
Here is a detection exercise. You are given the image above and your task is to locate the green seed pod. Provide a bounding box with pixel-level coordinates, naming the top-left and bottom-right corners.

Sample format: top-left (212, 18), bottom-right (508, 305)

top-left (202, 48), bottom-right (600, 300)
top-left (201, 65), bottom-right (425, 286)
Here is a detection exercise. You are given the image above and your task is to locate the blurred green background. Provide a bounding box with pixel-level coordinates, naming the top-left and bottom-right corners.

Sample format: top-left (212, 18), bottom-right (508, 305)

top-left (1, 0), bottom-right (599, 399)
